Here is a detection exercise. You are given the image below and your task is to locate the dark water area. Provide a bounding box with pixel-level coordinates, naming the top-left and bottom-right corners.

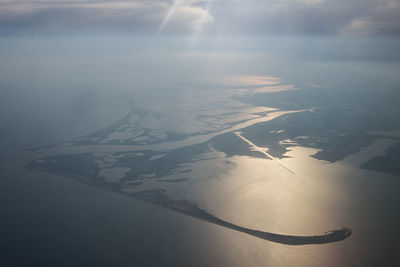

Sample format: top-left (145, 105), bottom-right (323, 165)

top-left (0, 155), bottom-right (184, 266)
top-left (0, 92), bottom-right (185, 266)
top-left (0, 86), bottom-right (203, 266)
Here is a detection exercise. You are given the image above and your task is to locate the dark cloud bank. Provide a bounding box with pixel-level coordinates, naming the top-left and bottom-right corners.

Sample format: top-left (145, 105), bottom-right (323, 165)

top-left (0, 0), bottom-right (400, 36)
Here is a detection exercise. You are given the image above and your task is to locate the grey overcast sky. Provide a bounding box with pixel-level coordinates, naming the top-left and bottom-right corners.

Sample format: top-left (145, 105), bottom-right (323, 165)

top-left (0, 0), bottom-right (399, 35)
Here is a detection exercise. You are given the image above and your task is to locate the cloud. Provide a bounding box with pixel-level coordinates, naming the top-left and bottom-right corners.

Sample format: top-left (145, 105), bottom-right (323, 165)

top-left (203, 0), bottom-right (400, 35)
top-left (0, 0), bottom-right (399, 35)
top-left (0, 0), bottom-right (213, 33)
top-left (159, 1), bottom-right (213, 32)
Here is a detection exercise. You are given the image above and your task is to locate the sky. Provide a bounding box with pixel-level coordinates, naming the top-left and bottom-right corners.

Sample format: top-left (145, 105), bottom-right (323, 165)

top-left (0, 0), bottom-right (399, 36)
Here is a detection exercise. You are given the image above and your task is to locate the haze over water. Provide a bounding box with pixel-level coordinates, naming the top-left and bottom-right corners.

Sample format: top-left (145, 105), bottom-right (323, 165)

top-left (1, 1), bottom-right (400, 266)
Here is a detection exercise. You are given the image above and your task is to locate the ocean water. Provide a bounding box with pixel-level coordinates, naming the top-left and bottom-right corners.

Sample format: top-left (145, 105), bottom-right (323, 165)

top-left (0, 35), bottom-right (399, 266)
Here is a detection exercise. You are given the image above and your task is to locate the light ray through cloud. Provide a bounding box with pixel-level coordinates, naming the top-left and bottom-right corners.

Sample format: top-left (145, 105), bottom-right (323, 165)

top-left (189, 0), bottom-right (213, 43)
top-left (0, 0), bottom-right (399, 35)
top-left (159, 0), bottom-right (184, 32)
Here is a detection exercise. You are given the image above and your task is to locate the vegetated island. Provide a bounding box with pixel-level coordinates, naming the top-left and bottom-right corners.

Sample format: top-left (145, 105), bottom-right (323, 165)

top-left (361, 142), bottom-right (400, 177)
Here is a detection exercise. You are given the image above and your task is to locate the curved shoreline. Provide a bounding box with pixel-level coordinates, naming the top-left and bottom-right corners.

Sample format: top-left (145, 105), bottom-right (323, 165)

top-left (28, 165), bottom-right (352, 246)
top-left (133, 190), bottom-right (352, 246)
